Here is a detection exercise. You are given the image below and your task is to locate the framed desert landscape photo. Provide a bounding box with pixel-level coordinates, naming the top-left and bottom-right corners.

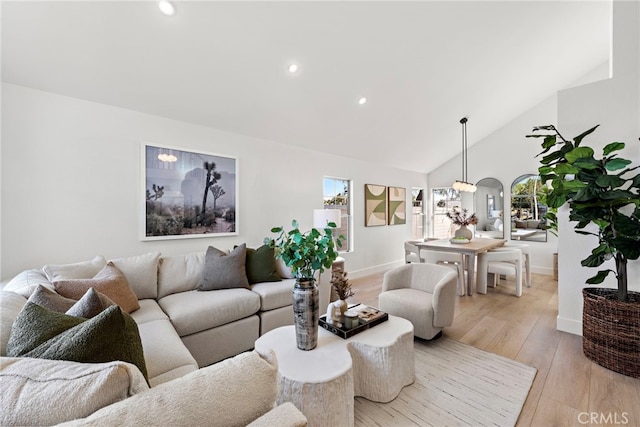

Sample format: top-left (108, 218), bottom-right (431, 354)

top-left (388, 186), bottom-right (406, 225)
top-left (142, 144), bottom-right (238, 240)
top-left (364, 184), bottom-right (387, 226)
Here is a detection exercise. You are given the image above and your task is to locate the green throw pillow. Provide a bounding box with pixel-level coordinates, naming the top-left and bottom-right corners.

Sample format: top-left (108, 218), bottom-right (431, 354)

top-left (6, 302), bottom-right (148, 382)
top-left (245, 245), bottom-right (282, 284)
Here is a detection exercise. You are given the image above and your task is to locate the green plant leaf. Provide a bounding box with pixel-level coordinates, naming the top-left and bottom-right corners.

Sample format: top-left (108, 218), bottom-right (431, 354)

top-left (546, 192), bottom-right (566, 208)
top-left (554, 163), bottom-right (580, 175)
top-left (603, 142), bottom-right (625, 156)
top-left (605, 158), bottom-right (632, 171)
top-left (581, 252), bottom-right (605, 267)
top-left (595, 174), bottom-right (625, 188)
top-left (573, 157), bottom-right (601, 170)
top-left (586, 270), bottom-right (613, 284)
top-left (601, 189), bottom-right (636, 200)
top-left (270, 227), bottom-right (282, 233)
top-left (573, 124), bottom-right (599, 146)
top-left (565, 147), bottom-right (594, 164)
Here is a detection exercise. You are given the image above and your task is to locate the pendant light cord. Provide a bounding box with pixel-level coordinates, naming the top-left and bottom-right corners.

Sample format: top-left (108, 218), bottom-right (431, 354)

top-left (460, 117), bottom-right (468, 183)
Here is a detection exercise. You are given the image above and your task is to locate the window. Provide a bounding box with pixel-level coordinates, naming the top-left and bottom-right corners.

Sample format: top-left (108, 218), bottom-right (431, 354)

top-left (411, 188), bottom-right (425, 240)
top-left (323, 177), bottom-right (352, 252)
top-left (432, 187), bottom-right (461, 239)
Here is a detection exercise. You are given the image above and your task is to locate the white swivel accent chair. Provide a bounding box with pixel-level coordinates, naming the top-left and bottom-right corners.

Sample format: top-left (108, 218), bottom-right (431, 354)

top-left (477, 248), bottom-right (524, 297)
top-left (421, 250), bottom-right (466, 296)
top-left (379, 263), bottom-right (458, 340)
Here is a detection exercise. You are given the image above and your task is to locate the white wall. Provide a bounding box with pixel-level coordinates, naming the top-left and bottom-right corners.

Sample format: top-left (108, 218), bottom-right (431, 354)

top-left (555, 0), bottom-right (640, 335)
top-left (427, 95), bottom-right (559, 275)
top-left (0, 83), bottom-right (426, 280)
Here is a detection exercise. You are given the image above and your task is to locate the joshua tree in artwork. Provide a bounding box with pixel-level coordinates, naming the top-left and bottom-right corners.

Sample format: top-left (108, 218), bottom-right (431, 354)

top-left (146, 184), bottom-right (165, 201)
top-left (210, 185), bottom-right (226, 211)
top-left (201, 161), bottom-right (221, 225)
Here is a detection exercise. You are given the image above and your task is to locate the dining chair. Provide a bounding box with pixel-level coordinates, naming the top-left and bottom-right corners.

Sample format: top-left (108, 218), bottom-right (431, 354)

top-left (404, 241), bottom-right (423, 264)
top-left (477, 248), bottom-right (524, 297)
top-left (421, 250), bottom-right (466, 296)
top-left (492, 243), bottom-right (532, 287)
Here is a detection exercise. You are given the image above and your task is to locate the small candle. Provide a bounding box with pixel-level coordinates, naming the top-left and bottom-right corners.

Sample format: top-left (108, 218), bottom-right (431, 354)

top-left (344, 310), bottom-right (359, 329)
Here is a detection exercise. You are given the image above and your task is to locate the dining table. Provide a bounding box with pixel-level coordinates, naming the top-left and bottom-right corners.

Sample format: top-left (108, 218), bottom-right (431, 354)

top-left (415, 237), bottom-right (506, 295)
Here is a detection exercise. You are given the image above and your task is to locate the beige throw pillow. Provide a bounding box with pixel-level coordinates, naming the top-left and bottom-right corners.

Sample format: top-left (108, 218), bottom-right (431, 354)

top-left (43, 255), bottom-right (107, 282)
top-left (53, 262), bottom-right (140, 313)
top-left (0, 357), bottom-right (149, 427)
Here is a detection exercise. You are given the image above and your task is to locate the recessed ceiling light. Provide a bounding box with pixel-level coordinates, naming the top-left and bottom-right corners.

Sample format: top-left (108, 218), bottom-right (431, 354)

top-left (158, 1), bottom-right (175, 16)
top-left (288, 64), bottom-right (299, 74)
top-left (358, 97), bottom-right (367, 105)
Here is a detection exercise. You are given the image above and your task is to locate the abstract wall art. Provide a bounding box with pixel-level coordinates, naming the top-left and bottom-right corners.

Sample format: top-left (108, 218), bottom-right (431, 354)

top-left (364, 184), bottom-right (387, 226)
top-left (387, 186), bottom-right (406, 225)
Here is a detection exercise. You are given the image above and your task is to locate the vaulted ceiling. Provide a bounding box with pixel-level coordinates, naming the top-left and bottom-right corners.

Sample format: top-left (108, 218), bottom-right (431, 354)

top-left (1, 1), bottom-right (611, 173)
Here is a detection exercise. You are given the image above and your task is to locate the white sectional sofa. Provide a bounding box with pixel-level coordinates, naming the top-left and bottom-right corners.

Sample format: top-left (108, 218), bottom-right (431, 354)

top-left (0, 246), bottom-right (305, 425)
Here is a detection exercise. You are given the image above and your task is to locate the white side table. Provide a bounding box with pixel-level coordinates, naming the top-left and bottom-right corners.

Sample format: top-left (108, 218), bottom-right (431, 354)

top-left (254, 315), bottom-right (414, 427)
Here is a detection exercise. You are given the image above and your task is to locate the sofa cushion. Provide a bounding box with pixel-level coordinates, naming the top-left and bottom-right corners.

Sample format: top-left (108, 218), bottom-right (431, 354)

top-left (0, 291), bottom-right (26, 356)
top-left (109, 251), bottom-right (161, 300)
top-left (53, 262), bottom-right (140, 313)
top-left (129, 299), bottom-right (197, 386)
top-left (0, 357), bottom-right (149, 427)
top-left (27, 284), bottom-right (77, 313)
top-left (6, 303), bottom-right (148, 382)
top-left (157, 252), bottom-right (205, 298)
top-left (58, 351), bottom-right (278, 427)
top-left (158, 289), bottom-right (260, 336)
top-left (43, 255), bottom-right (107, 282)
top-left (66, 288), bottom-right (116, 318)
top-left (251, 278), bottom-right (296, 311)
top-left (245, 245), bottom-right (282, 284)
top-left (135, 318), bottom-right (199, 387)
top-left (198, 244), bottom-right (250, 291)
top-left (3, 269), bottom-right (54, 299)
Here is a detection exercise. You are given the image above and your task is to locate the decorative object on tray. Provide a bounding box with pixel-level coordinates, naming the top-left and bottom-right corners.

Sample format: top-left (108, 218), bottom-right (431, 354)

top-left (446, 208), bottom-right (478, 240)
top-left (330, 267), bottom-right (354, 316)
top-left (529, 124), bottom-right (640, 378)
top-left (266, 219), bottom-right (344, 351)
top-left (319, 304), bottom-right (389, 339)
top-left (325, 300), bottom-right (344, 328)
top-left (449, 237), bottom-right (470, 244)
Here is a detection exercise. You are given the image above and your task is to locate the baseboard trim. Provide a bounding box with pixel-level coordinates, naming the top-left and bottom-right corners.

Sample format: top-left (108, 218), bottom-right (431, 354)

top-left (557, 315), bottom-right (582, 336)
top-left (348, 260), bottom-right (404, 280)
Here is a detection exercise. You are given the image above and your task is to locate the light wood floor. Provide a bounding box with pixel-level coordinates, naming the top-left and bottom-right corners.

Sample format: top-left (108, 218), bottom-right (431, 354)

top-left (347, 270), bottom-right (640, 427)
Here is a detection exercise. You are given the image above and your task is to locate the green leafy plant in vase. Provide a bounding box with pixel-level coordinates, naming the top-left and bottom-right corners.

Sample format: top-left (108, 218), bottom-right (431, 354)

top-left (265, 219), bottom-right (344, 350)
top-left (528, 124), bottom-right (640, 377)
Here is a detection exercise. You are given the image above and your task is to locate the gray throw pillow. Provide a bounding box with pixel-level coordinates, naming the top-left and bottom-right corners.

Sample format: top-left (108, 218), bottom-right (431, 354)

top-left (197, 244), bottom-right (250, 291)
top-left (27, 284), bottom-right (77, 313)
top-left (66, 288), bottom-right (116, 318)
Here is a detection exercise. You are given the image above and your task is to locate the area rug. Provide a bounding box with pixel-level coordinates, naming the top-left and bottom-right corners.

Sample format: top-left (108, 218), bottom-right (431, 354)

top-left (354, 338), bottom-right (537, 427)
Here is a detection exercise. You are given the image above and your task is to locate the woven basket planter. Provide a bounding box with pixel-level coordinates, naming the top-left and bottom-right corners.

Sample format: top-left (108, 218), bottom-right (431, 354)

top-left (582, 288), bottom-right (640, 378)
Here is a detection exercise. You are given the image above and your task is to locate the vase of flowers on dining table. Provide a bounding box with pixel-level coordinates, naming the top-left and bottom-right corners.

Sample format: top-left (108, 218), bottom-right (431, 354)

top-left (446, 208), bottom-right (478, 240)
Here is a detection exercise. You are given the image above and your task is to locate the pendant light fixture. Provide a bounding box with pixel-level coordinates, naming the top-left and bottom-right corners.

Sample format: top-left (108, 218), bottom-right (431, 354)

top-left (452, 117), bottom-right (477, 192)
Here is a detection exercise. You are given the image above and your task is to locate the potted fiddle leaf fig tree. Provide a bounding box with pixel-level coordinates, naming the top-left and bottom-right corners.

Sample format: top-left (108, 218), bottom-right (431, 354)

top-left (528, 124), bottom-right (640, 378)
top-left (265, 219), bottom-right (344, 350)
